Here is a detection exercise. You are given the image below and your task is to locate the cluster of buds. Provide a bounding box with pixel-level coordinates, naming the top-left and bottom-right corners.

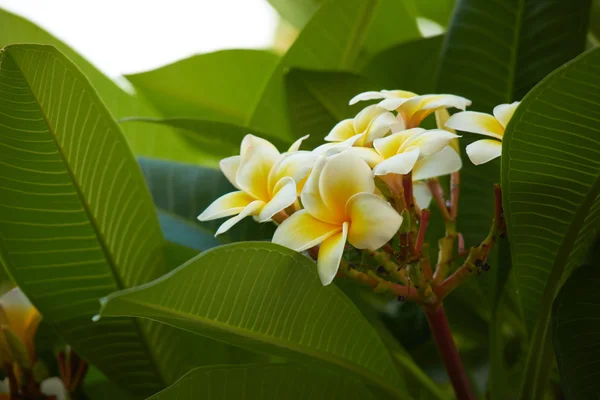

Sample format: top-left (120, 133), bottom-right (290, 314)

top-left (199, 90), bottom-right (516, 304)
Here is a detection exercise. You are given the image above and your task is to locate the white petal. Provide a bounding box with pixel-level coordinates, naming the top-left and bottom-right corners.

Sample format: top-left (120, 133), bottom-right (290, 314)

top-left (349, 91), bottom-right (386, 105)
top-left (324, 119), bottom-right (356, 142)
top-left (378, 97), bottom-right (410, 111)
top-left (272, 210), bottom-right (341, 252)
top-left (346, 193), bottom-right (402, 250)
top-left (215, 200), bottom-right (264, 236)
top-left (198, 191), bottom-right (255, 221)
top-left (413, 146), bottom-right (462, 181)
top-left (240, 134), bottom-right (281, 159)
top-left (317, 222), bottom-right (348, 285)
top-left (402, 129), bottom-right (460, 158)
top-left (339, 147), bottom-right (383, 168)
top-left (466, 139), bottom-right (502, 165)
top-left (236, 138), bottom-right (282, 200)
top-left (412, 181), bottom-right (433, 209)
top-left (493, 102), bottom-right (520, 128)
top-left (372, 147), bottom-right (420, 176)
top-left (374, 128), bottom-right (425, 159)
top-left (300, 156), bottom-right (332, 223)
top-left (220, 156), bottom-right (241, 189)
top-left (381, 90), bottom-right (418, 99)
top-left (258, 177), bottom-right (297, 222)
top-left (353, 105), bottom-right (386, 133)
top-left (445, 111), bottom-right (504, 139)
top-left (288, 134), bottom-right (310, 152)
top-left (314, 133), bottom-right (364, 155)
top-left (268, 151), bottom-right (316, 195)
top-left (363, 111), bottom-right (398, 144)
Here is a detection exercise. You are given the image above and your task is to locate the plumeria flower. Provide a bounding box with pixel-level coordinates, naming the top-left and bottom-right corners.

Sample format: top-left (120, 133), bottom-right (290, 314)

top-left (273, 152), bottom-right (403, 285)
top-left (350, 90), bottom-right (471, 130)
top-left (323, 104), bottom-right (399, 147)
top-left (198, 134), bottom-right (315, 235)
top-left (0, 288), bottom-right (42, 367)
top-left (445, 102), bottom-right (519, 165)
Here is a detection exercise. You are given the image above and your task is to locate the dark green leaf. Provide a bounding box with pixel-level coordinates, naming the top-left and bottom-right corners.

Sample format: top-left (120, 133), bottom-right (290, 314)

top-left (148, 363), bottom-right (377, 400)
top-left (98, 242), bottom-right (408, 398)
top-left (502, 48), bottom-right (600, 399)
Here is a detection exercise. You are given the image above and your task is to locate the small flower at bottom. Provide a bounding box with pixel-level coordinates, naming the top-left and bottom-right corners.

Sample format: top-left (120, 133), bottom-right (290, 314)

top-left (445, 101), bottom-right (520, 165)
top-left (272, 152), bottom-right (403, 286)
top-left (198, 134), bottom-right (315, 235)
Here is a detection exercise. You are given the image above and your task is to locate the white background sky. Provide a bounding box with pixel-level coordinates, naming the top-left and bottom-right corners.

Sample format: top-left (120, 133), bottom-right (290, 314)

top-left (0, 0), bottom-right (279, 77)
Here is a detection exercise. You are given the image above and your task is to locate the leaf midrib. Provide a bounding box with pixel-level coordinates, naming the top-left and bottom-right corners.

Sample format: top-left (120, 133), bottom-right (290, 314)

top-left (4, 47), bottom-right (166, 385)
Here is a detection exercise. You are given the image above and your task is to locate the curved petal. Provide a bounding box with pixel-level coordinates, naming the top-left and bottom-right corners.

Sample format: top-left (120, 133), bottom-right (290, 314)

top-left (377, 97), bottom-right (410, 111)
top-left (363, 111), bottom-right (398, 144)
top-left (258, 177), bottom-right (298, 222)
top-left (372, 147), bottom-right (420, 176)
top-left (288, 134), bottom-right (310, 152)
top-left (354, 104), bottom-right (386, 133)
top-left (445, 111), bottom-right (504, 139)
top-left (314, 133), bottom-right (363, 156)
top-left (198, 191), bottom-right (255, 221)
top-left (340, 147), bottom-right (383, 168)
top-left (493, 101), bottom-right (520, 128)
top-left (268, 151), bottom-right (316, 195)
top-left (325, 119), bottom-right (356, 142)
top-left (435, 108), bottom-right (461, 153)
top-left (346, 193), bottom-right (402, 250)
top-left (215, 200), bottom-right (264, 236)
top-left (403, 94), bottom-right (471, 128)
top-left (402, 129), bottom-right (460, 158)
top-left (373, 128), bottom-right (425, 159)
top-left (0, 289), bottom-right (39, 345)
top-left (466, 139), bottom-right (502, 165)
top-left (236, 139), bottom-right (281, 201)
top-left (300, 156), bottom-right (332, 223)
top-left (317, 222), bottom-right (348, 285)
top-left (349, 91), bottom-right (386, 105)
top-left (272, 210), bottom-right (341, 252)
top-left (219, 156), bottom-right (241, 188)
top-left (240, 134), bottom-right (281, 159)
top-left (319, 152), bottom-right (375, 220)
top-left (413, 146), bottom-right (462, 181)
top-left (381, 89), bottom-right (417, 99)
top-left (412, 181), bottom-right (432, 209)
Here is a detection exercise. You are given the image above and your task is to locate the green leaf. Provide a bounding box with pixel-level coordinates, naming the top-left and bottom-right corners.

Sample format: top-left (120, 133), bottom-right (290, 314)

top-left (138, 157), bottom-right (275, 249)
top-left (414, 0), bottom-right (455, 26)
top-left (248, 0), bottom-right (379, 138)
top-left (285, 69), bottom-right (382, 148)
top-left (125, 50), bottom-right (280, 124)
top-left (0, 8), bottom-right (206, 163)
top-left (98, 242), bottom-right (409, 398)
top-left (163, 241), bottom-right (199, 272)
top-left (148, 363), bottom-right (378, 400)
top-left (553, 264), bottom-right (600, 399)
top-left (502, 48), bottom-right (600, 399)
top-left (83, 367), bottom-right (133, 400)
top-left (124, 117), bottom-right (289, 161)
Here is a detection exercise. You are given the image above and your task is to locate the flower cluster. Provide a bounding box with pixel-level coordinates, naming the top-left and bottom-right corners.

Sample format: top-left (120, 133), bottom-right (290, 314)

top-left (199, 90), bottom-right (519, 285)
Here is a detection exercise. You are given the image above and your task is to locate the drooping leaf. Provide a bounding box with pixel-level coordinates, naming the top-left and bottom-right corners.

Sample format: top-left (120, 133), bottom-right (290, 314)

top-left (138, 158), bottom-right (275, 250)
top-left (0, 8), bottom-right (205, 163)
top-left (502, 48), bottom-right (600, 399)
top-left (125, 50), bottom-right (280, 124)
top-left (553, 264), bottom-right (600, 399)
top-left (285, 69), bottom-right (382, 148)
top-left (98, 242), bottom-right (409, 398)
top-left (148, 363), bottom-right (378, 400)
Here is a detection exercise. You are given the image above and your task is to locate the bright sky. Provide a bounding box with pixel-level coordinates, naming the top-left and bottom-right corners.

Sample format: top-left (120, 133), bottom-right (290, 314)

top-left (0, 0), bottom-right (279, 77)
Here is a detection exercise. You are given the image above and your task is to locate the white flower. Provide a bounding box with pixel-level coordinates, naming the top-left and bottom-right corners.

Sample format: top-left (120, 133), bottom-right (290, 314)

top-left (323, 105), bottom-right (398, 147)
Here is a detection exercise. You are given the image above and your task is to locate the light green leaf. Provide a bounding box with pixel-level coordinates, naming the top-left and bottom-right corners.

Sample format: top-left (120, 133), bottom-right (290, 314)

top-left (138, 158), bottom-right (275, 250)
top-left (0, 7), bottom-right (205, 163)
top-left (125, 50), bottom-right (280, 124)
top-left (148, 363), bottom-right (377, 400)
top-left (414, 0), bottom-right (455, 26)
top-left (285, 69), bottom-right (382, 148)
top-left (553, 264), bottom-right (600, 399)
top-left (248, 0), bottom-right (379, 138)
top-left (98, 242), bottom-right (409, 398)
top-left (502, 48), bottom-right (600, 399)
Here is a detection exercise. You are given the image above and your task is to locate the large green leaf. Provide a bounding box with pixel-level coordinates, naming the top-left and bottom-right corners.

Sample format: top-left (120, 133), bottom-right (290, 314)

top-left (148, 363), bottom-right (377, 400)
top-left (502, 48), bottom-right (600, 399)
top-left (414, 0), bottom-right (455, 26)
top-left (249, 0), bottom-right (379, 138)
top-left (0, 8), bottom-right (204, 163)
top-left (98, 242), bottom-right (409, 398)
top-left (553, 264), bottom-right (600, 399)
top-left (125, 50), bottom-right (280, 124)
top-left (138, 158), bottom-right (275, 250)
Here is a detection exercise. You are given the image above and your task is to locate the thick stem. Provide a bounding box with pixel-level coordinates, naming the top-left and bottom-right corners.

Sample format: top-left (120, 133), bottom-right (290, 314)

top-left (424, 305), bottom-right (476, 400)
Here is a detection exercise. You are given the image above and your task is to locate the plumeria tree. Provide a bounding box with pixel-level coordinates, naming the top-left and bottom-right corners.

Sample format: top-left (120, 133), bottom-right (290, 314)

top-left (0, 0), bottom-right (598, 399)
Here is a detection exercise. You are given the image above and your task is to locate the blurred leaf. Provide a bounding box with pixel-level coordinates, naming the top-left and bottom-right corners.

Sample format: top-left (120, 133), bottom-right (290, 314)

top-left (0, 7), bottom-right (206, 163)
top-left (285, 69), bottom-right (382, 148)
top-left (362, 35), bottom-right (444, 93)
top-left (138, 158), bottom-right (275, 250)
top-left (99, 242), bottom-right (410, 398)
top-left (82, 367), bottom-right (133, 400)
top-left (502, 48), bottom-right (600, 399)
top-left (552, 264), bottom-right (600, 399)
top-left (148, 363), bottom-right (377, 400)
top-left (125, 50), bottom-right (280, 124)
top-left (163, 241), bottom-right (200, 271)
top-left (414, 0), bottom-right (455, 26)
top-left (249, 0), bottom-right (380, 138)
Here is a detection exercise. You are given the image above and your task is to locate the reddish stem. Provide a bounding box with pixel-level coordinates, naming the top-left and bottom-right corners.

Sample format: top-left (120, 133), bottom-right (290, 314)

top-left (414, 209), bottom-right (430, 255)
top-left (428, 179), bottom-right (452, 222)
top-left (424, 305), bottom-right (476, 400)
top-left (402, 172), bottom-right (413, 211)
top-left (457, 232), bottom-right (466, 257)
top-left (4, 363), bottom-right (18, 398)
